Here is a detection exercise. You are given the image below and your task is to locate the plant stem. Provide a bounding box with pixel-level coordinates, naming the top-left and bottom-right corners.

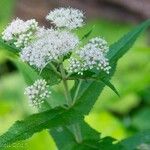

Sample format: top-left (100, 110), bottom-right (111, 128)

top-left (59, 63), bottom-right (72, 106)
top-left (59, 63), bottom-right (82, 143)
top-left (49, 63), bottom-right (62, 78)
top-left (72, 124), bottom-right (82, 143)
top-left (72, 79), bottom-right (82, 105)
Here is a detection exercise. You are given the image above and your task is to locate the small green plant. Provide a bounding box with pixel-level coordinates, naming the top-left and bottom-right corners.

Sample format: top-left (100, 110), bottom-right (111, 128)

top-left (0, 7), bottom-right (150, 150)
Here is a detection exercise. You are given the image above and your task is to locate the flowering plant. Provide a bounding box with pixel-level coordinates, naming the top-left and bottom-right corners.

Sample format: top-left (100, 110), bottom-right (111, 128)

top-left (0, 7), bottom-right (150, 150)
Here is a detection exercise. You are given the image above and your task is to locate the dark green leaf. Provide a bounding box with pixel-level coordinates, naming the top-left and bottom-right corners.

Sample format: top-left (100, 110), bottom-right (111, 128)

top-left (99, 78), bottom-right (120, 97)
top-left (74, 65), bottom-right (116, 115)
top-left (99, 137), bottom-right (124, 150)
top-left (40, 65), bottom-right (61, 86)
top-left (0, 107), bottom-right (83, 148)
top-left (50, 121), bottom-right (100, 150)
top-left (119, 131), bottom-right (150, 150)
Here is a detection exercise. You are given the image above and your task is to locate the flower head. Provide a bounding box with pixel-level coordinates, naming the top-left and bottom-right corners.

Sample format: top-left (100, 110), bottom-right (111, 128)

top-left (20, 29), bottom-right (79, 69)
top-left (2, 18), bottom-right (38, 48)
top-left (46, 7), bottom-right (84, 30)
top-left (67, 37), bottom-right (111, 74)
top-left (24, 79), bottom-right (51, 108)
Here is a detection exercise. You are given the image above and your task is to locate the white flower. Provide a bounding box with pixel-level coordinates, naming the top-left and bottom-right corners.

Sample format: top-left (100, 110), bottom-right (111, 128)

top-left (46, 7), bottom-right (84, 30)
top-left (67, 58), bottom-right (83, 75)
top-left (2, 18), bottom-right (38, 48)
top-left (20, 29), bottom-right (79, 69)
top-left (24, 79), bottom-right (51, 108)
top-left (67, 37), bottom-right (111, 74)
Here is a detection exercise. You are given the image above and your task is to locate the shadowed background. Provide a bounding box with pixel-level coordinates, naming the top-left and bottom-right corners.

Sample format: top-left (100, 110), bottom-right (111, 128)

top-left (0, 0), bottom-right (150, 149)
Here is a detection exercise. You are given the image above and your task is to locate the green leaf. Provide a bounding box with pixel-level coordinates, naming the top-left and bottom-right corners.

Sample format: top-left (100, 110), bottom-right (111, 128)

top-left (72, 20), bottom-right (150, 115)
top-left (72, 137), bottom-right (123, 150)
top-left (81, 26), bottom-right (95, 41)
top-left (107, 20), bottom-right (150, 63)
top-left (98, 137), bottom-right (124, 150)
top-left (0, 107), bottom-right (83, 148)
top-left (40, 65), bottom-right (61, 86)
top-left (99, 78), bottom-right (120, 97)
top-left (14, 60), bottom-right (61, 86)
top-left (74, 65), bottom-right (116, 115)
top-left (50, 121), bottom-right (100, 150)
top-left (14, 60), bottom-right (40, 85)
top-left (119, 131), bottom-right (150, 150)
top-left (0, 37), bottom-right (19, 53)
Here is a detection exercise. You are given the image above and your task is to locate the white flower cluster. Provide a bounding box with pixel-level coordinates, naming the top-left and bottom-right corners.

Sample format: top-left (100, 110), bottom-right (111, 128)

top-left (20, 29), bottom-right (79, 69)
top-left (46, 7), bottom-right (84, 30)
top-left (2, 18), bottom-right (38, 48)
top-left (67, 37), bottom-right (111, 74)
top-left (24, 79), bottom-right (51, 108)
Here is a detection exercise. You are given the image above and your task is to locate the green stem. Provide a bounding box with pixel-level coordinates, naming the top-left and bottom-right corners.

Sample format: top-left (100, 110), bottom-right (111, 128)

top-left (59, 63), bottom-right (72, 106)
top-left (59, 62), bottom-right (82, 143)
top-left (49, 63), bottom-right (62, 78)
top-left (72, 79), bottom-right (82, 105)
top-left (72, 124), bottom-right (82, 143)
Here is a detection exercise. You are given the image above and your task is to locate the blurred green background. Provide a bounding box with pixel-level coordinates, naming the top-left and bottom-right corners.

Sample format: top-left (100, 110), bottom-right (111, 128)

top-left (0, 0), bottom-right (150, 149)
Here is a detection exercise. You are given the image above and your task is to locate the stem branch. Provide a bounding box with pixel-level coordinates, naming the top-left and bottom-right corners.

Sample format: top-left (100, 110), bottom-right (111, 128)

top-left (59, 62), bottom-right (82, 143)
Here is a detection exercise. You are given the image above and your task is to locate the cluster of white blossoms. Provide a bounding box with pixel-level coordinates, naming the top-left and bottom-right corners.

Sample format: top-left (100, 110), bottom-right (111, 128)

top-left (2, 7), bottom-right (111, 107)
top-left (20, 29), bottom-right (79, 69)
top-left (46, 7), bottom-right (84, 30)
top-left (67, 37), bottom-right (111, 75)
top-left (2, 18), bottom-right (38, 48)
top-left (24, 79), bottom-right (51, 108)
